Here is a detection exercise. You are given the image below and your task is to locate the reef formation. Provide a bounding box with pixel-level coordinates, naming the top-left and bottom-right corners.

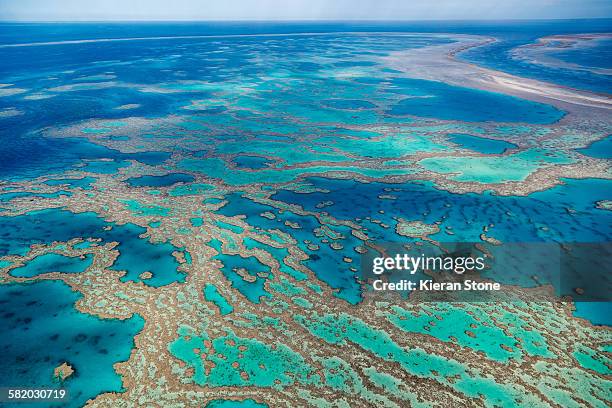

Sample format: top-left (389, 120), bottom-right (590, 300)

top-left (0, 27), bottom-right (610, 407)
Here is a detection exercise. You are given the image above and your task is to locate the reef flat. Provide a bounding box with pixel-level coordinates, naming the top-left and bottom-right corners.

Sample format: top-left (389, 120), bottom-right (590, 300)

top-left (0, 22), bottom-right (610, 407)
top-left (383, 34), bottom-right (612, 115)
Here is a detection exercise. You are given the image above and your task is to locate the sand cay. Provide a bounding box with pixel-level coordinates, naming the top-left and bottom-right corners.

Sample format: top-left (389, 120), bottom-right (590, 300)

top-left (383, 34), bottom-right (612, 118)
top-left (511, 33), bottom-right (612, 76)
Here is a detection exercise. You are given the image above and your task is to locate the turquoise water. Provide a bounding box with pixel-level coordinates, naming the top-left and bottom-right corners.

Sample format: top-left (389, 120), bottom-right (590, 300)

top-left (120, 199), bottom-right (171, 216)
top-left (209, 238), bottom-right (272, 304)
top-left (418, 148), bottom-right (572, 183)
top-left (80, 160), bottom-right (128, 174)
top-left (203, 284), bottom-right (234, 315)
top-left (0, 281), bottom-right (143, 408)
top-left (574, 302), bottom-right (612, 326)
top-left (322, 99), bottom-right (377, 110)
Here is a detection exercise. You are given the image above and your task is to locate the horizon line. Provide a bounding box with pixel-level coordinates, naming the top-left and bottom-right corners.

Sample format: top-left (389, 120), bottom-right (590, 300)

top-left (1, 17), bottom-right (612, 23)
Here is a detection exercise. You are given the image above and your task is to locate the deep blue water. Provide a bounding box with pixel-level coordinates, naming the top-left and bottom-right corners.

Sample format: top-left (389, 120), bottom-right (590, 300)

top-left (273, 177), bottom-right (612, 244)
top-left (0, 21), bottom-right (608, 181)
top-left (0, 136), bottom-right (170, 180)
top-left (233, 155), bottom-right (273, 170)
top-left (10, 253), bottom-right (94, 278)
top-left (126, 173), bottom-right (195, 187)
top-left (0, 209), bottom-right (185, 286)
top-left (455, 20), bottom-right (612, 93)
top-left (217, 193), bottom-right (364, 304)
top-left (448, 133), bottom-right (518, 154)
top-left (270, 178), bottom-right (612, 311)
top-left (44, 177), bottom-right (97, 190)
top-left (1, 20), bottom-right (609, 91)
top-left (578, 134), bottom-right (612, 159)
top-left (388, 78), bottom-right (564, 123)
top-left (552, 38), bottom-right (612, 70)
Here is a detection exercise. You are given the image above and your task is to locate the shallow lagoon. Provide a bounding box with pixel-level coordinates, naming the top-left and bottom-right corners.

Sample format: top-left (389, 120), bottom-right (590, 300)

top-left (203, 284), bottom-right (234, 315)
top-left (447, 133), bottom-right (518, 154)
top-left (418, 148), bottom-right (573, 183)
top-left (10, 253), bottom-right (94, 278)
top-left (44, 176), bottom-right (97, 190)
top-left (126, 173), bottom-right (195, 187)
top-left (0, 281), bottom-right (143, 408)
top-left (0, 190), bottom-right (72, 202)
top-left (233, 155), bottom-right (274, 170)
